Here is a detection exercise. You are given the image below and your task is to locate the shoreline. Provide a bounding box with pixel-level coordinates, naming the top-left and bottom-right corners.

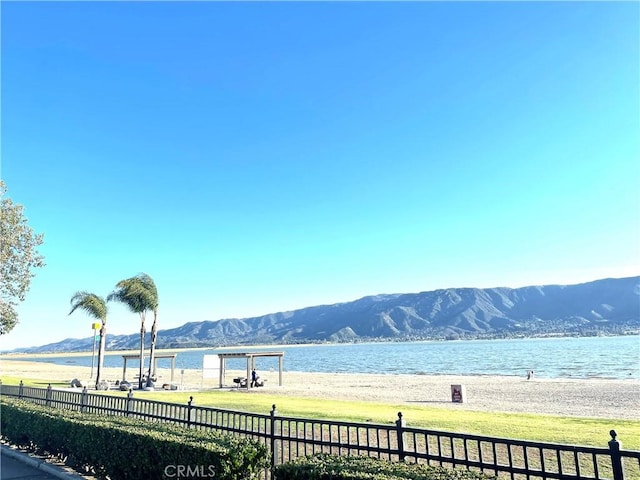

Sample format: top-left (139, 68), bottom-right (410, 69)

top-left (3, 333), bottom-right (639, 357)
top-left (2, 350), bottom-right (637, 382)
top-left (2, 336), bottom-right (637, 389)
top-left (2, 358), bottom-right (636, 383)
top-left (1, 359), bottom-right (639, 420)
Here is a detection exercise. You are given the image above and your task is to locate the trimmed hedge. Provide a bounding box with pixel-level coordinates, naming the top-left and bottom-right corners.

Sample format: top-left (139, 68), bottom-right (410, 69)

top-left (0, 397), bottom-right (269, 480)
top-left (273, 453), bottom-right (496, 480)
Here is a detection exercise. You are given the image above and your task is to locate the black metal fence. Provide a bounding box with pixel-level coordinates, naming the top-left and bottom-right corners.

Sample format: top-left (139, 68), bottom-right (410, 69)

top-left (2, 382), bottom-right (639, 480)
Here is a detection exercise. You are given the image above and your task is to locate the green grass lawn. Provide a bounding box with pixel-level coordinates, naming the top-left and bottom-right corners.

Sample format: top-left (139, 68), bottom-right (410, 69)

top-left (3, 376), bottom-right (638, 450)
top-left (132, 389), bottom-right (640, 450)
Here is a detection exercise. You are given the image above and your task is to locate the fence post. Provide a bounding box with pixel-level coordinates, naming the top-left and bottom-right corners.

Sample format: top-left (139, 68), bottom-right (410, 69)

top-left (46, 384), bottom-right (53, 407)
top-left (609, 430), bottom-right (624, 480)
top-left (18, 380), bottom-right (24, 398)
top-left (80, 386), bottom-right (88, 413)
top-left (270, 404), bottom-right (279, 470)
top-left (187, 396), bottom-right (194, 428)
top-left (126, 389), bottom-right (134, 417)
top-left (396, 412), bottom-right (406, 461)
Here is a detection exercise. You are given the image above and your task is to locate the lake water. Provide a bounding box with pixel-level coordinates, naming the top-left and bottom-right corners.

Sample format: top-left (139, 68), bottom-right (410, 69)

top-left (7, 335), bottom-right (639, 380)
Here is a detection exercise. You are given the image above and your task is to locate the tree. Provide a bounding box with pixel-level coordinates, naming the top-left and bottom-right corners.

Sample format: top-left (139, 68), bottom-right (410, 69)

top-left (107, 273), bottom-right (158, 389)
top-left (138, 274), bottom-right (159, 387)
top-left (69, 292), bottom-right (107, 389)
top-left (0, 180), bottom-right (45, 335)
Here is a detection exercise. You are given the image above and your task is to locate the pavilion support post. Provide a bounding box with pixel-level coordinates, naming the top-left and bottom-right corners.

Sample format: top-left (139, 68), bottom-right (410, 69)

top-left (122, 359), bottom-right (128, 382)
top-left (223, 359), bottom-right (227, 381)
top-left (246, 359), bottom-right (251, 389)
top-left (279, 355), bottom-right (283, 386)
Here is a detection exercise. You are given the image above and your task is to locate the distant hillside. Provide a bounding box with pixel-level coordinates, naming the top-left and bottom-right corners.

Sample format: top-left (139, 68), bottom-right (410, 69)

top-left (12, 276), bottom-right (640, 353)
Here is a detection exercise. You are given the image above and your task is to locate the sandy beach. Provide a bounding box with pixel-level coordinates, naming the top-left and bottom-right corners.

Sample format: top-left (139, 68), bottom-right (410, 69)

top-left (1, 357), bottom-right (638, 420)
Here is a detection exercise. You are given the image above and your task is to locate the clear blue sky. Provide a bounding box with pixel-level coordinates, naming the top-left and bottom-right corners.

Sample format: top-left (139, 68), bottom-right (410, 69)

top-left (1, 1), bottom-right (638, 351)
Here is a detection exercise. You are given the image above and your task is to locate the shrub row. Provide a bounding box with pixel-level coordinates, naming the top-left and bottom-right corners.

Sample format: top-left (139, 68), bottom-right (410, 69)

top-left (273, 453), bottom-right (496, 480)
top-left (0, 397), bottom-right (269, 480)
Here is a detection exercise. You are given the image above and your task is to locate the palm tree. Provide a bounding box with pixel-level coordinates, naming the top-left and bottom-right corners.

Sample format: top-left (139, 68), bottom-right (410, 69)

top-left (107, 273), bottom-right (158, 389)
top-left (135, 273), bottom-right (159, 386)
top-left (69, 292), bottom-right (107, 389)
top-left (129, 273), bottom-right (158, 386)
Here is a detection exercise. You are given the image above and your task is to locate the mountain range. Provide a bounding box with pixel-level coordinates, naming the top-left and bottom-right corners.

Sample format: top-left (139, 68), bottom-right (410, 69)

top-left (12, 276), bottom-right (640, 353)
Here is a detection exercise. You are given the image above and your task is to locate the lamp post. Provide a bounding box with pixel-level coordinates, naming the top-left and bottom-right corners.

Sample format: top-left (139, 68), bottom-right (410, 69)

top-left (90, 322), bottom-right (101, 379)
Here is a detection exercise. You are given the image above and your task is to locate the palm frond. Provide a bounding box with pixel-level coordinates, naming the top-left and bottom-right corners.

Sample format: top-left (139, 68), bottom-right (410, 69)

top-left (69, 291), bottom-right (107, 321)
top-left (107, 273), bottom-right (158, 313)
top-left (136, 273), bottom-right (158, 310)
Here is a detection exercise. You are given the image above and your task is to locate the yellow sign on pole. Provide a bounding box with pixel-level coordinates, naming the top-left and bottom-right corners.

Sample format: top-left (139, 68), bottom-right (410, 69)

top-left (92, 322), bottom-right (101, 330)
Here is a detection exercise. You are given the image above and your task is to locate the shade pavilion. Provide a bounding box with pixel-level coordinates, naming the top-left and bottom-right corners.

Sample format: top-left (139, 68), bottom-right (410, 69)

top-left (121, 353), bottom-right (177, 383)
top-left (215, 351), bottom-right (284, 389)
